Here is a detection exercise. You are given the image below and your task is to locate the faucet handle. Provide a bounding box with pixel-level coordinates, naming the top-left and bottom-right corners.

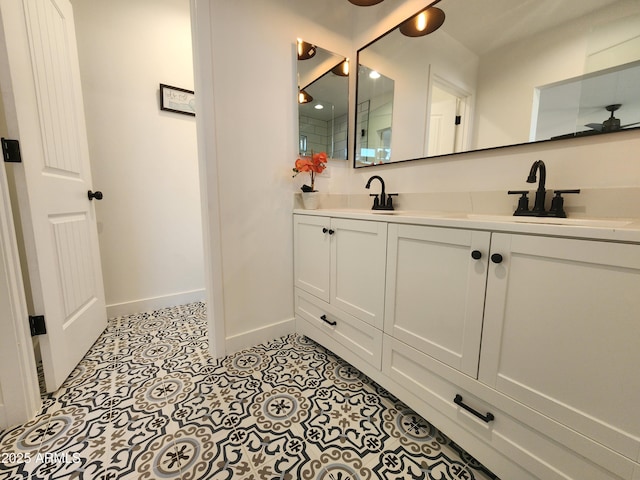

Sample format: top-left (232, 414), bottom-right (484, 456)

top-left (386, 193), bottom-right (398, 209)
top-left (549, 189), bottom-right (580, 217)
top-left (369, 193), bottom-right (380, 209)
top-left (508, 190), bottom-right (530, 215)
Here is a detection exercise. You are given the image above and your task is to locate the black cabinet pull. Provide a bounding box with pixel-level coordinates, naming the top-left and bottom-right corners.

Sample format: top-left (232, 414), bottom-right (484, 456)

top-left (454, 394), bottom-right (495, 423)
top-left (320, 314), bottom-right (336, 326)
top-left (471, 250), bottom-right (482, 260)
top-left (490, 253), bottom-right (503, 264)
top-left (322, 228), bottom-right (335, 235)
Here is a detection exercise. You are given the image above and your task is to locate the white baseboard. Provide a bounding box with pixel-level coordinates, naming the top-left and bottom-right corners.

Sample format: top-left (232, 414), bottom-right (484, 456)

top-left (225, 317), bottom-right (296, 355)
top-left (106, 289), bottom-right (206, 318)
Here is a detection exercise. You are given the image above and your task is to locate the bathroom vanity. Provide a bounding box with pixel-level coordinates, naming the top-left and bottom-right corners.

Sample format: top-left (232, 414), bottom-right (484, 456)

top-left (293, 209), bottom-right (640, 480)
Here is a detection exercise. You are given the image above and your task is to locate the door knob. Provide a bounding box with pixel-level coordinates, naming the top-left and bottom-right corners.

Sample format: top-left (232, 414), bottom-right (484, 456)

top-left (88, 190), bottom-right (103, 201)
top-left (471, 250), bottom-right (482, 260)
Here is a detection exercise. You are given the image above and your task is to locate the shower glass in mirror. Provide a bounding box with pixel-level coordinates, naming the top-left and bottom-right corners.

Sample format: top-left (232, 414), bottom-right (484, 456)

top-left (353, 0), bottom-right (640, 168)
top-left (297, 42), bottom-right (349, 160)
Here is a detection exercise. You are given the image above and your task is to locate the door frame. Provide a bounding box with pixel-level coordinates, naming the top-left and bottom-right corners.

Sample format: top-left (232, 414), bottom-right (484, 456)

top-left (191, 0), bottom-right (226, 359)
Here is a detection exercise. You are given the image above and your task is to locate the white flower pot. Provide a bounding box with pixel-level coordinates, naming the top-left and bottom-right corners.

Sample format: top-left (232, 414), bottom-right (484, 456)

top-left (301, 191), bottom-right (319, 210)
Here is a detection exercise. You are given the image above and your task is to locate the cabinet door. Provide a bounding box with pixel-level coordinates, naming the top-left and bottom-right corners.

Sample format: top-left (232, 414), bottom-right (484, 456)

top-left (480, 233), bottom-right (640, 462)
top-left (385, 224), bottom-right (491, 377)
top-left (330, 218), bottom-right (387, 329)
top-left (293, 215), bottom-right (330, 302)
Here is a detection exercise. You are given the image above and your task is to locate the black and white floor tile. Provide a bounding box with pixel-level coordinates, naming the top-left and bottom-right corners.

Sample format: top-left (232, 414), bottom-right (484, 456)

top-left (0, 303), bottom-right (499, 480)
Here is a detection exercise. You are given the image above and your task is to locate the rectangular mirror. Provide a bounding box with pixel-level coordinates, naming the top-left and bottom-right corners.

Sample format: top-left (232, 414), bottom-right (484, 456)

top-left (297, 40), bottom-right (349, 160)
top-left (354, 0), bottom-right (640, 167)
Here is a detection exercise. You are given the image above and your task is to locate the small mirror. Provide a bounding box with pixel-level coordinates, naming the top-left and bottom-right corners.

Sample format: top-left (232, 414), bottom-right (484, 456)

top-left (297, 40), bottom-right (349, 160)
top-left (354, 0), bottom-right (640, 167)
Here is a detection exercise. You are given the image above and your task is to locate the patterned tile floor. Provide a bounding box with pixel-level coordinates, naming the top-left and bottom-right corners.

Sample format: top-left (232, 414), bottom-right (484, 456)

top-left (0, 303), bottom-right (498, 480)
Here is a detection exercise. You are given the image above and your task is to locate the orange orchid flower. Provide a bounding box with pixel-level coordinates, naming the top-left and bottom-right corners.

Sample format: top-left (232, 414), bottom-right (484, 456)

top-left (293, 151), bottom-right (327, 191)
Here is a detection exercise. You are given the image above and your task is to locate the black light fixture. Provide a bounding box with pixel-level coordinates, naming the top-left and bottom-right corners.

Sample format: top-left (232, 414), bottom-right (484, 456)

top-left (331, 59), bottom-right (350, 77)
top-left (298, 89), bottom-right (313, 104)
top-left (399, 6), bottom-right (445, 37)
top-left (297, 39), bottom-right (316, 60)
top-left (348, 0), bottom-right (384, 6)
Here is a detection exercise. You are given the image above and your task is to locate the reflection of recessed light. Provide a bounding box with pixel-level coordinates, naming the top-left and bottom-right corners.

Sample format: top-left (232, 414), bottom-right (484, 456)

top-left (369, 71), bottom-right (381, 79)
top-left (314, 104), bottom-right (324, 110)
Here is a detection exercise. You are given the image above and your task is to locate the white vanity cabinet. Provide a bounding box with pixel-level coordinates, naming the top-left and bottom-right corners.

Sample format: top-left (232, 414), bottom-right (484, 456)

top-left (293, 214), bottom-right (386, 369)
top-left (384, 223), bottom-right (491, 377)
top-left (294, 211), bottom-right (640, 479)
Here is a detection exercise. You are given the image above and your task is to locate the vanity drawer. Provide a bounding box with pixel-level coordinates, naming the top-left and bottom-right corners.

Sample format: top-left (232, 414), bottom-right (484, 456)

top-left (382, 335), bottom-right (638, 480)
top-left (295, 288), bottom-right (382, 370)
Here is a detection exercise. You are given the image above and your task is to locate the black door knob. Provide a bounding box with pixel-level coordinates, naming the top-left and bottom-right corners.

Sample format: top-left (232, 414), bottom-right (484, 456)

top-left (471, 250), bottom-right (482, 260)
top-left (88, 190), bottom-right (103, 201)
top-left (491, 253), bottom-right (503, 264)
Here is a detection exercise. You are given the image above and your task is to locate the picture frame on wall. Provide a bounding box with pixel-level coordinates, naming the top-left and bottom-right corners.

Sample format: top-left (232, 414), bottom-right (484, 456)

top-left (160, 83), bottom-right (195, 116)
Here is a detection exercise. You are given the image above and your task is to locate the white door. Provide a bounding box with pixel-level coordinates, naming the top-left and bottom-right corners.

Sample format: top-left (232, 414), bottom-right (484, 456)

top-left (0, 0), bottom-right (107, 392)
top-left (427, 84), bottom-right (458, 156)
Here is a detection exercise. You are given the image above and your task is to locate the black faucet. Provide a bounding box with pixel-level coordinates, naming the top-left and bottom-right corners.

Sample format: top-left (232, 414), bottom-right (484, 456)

top-left (527, 160), bottom-right (547, 213)
top-left (365, 175), bottom-right (397, 210)
top-left (509, 160), bottom-right (580, 217)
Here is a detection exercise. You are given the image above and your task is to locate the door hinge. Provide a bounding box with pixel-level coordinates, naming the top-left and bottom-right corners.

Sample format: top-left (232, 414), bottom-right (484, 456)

top-left (1, 138), bottom-right (22, 163)
top-left (455, 115), bottom-right (462, 125)
top-left (29, 315), bottom-right (47, 336)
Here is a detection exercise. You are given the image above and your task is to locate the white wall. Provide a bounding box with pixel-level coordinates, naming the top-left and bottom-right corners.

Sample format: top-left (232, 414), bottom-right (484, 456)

top-left (71, 0), bottom-right (204, 316)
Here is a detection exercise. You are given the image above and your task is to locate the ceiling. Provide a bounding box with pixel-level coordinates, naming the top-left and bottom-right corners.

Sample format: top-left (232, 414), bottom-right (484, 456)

top-left (438, 0), bottom-right (620, 56)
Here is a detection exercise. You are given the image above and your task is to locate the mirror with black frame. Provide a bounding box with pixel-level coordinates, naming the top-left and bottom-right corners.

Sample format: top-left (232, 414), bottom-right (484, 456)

top-left (297, 40), bottom-right (349, 160)
top-left (354, 0), bottom-right (640, 168)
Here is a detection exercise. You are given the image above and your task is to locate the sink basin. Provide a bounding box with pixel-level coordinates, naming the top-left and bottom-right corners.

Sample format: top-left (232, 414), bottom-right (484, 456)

top-left (465, 214), bottom-right (632, 228)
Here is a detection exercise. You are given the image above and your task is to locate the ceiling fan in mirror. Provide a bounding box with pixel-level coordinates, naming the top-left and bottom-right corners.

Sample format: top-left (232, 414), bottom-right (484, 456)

top-left (585, 104), bottom-right (640, 133)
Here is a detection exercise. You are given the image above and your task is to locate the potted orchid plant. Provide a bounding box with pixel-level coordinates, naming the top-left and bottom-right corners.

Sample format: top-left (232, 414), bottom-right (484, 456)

top-left (293, 151), bottom-right (327, 209)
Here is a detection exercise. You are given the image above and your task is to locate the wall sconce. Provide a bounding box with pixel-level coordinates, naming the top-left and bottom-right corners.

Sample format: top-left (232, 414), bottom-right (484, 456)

top-left (331, 59), bottom-right (350, 76)
top-left (399, 6), bottom-right (445, 37)
top-left (298, 89), bottom-right (313, 104)
top-left (297, 39), bottom-right (316, 60)
top-left (348, 0), bottom-right (383, 5)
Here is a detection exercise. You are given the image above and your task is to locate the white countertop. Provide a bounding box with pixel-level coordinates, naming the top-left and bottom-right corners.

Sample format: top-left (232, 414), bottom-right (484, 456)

top-left (294, 208), bottom-right (640, 243)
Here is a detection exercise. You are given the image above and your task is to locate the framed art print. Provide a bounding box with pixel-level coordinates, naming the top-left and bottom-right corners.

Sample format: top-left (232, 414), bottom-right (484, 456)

top-left (160, 83), bottom-right (195, 116)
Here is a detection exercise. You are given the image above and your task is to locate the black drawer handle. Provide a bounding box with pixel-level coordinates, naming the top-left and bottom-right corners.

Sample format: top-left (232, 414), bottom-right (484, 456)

top-left (454, 394), bottom-right (495, 423)
top-left (320, 314), bottom-right (336, 326)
